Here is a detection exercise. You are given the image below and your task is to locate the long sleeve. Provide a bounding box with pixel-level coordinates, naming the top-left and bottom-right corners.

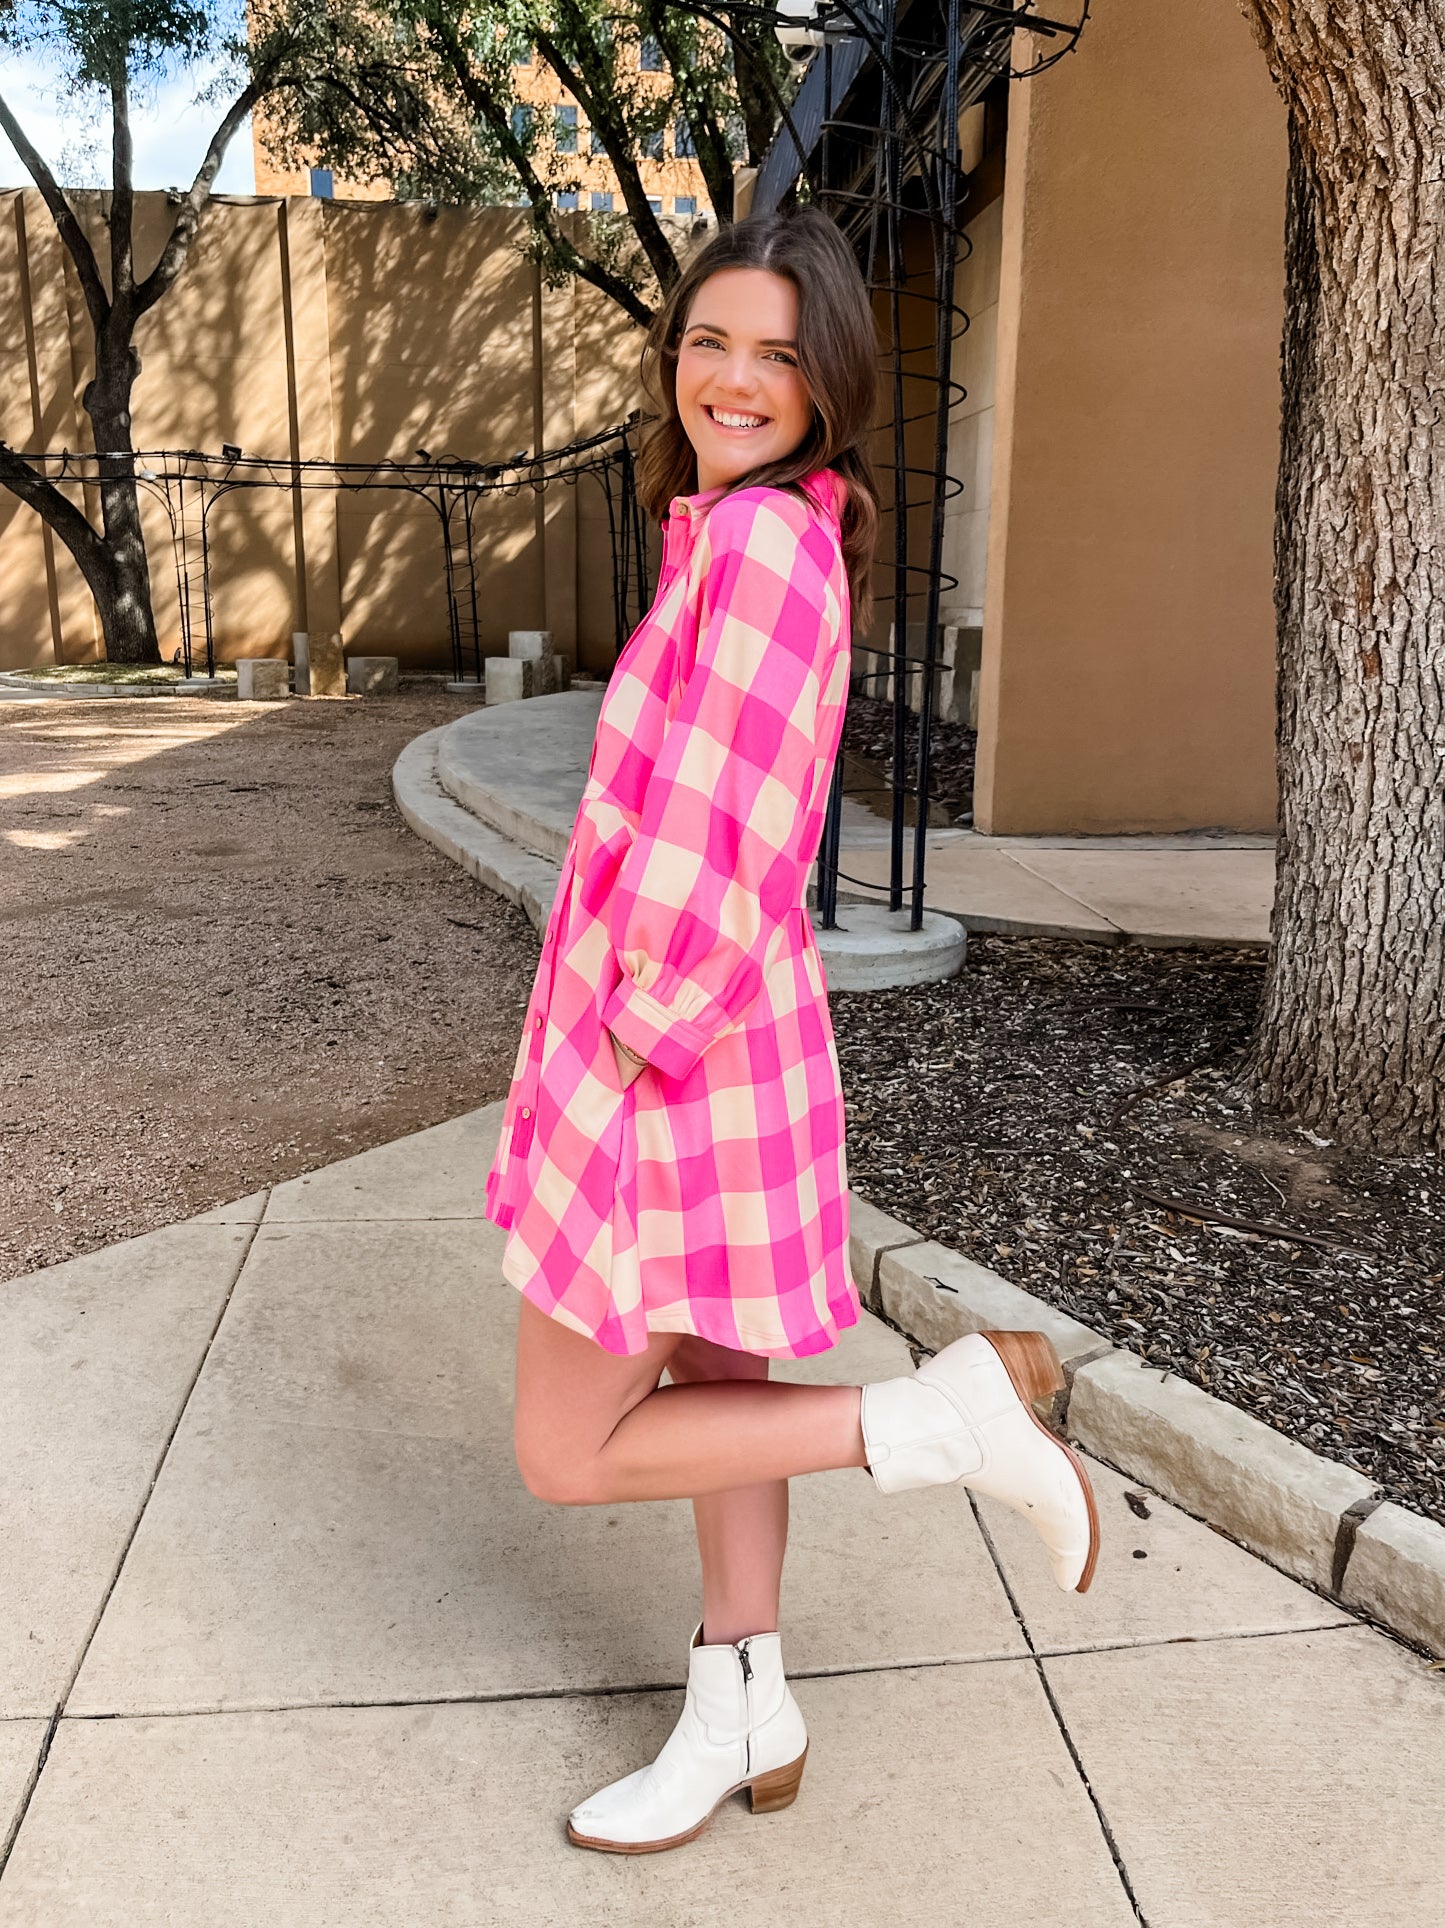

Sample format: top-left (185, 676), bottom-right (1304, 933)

top-left (600, 489), bottom-right (843, 1081)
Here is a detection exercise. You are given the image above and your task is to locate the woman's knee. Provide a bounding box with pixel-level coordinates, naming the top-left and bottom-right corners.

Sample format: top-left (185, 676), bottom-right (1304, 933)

top-left (512, 1308), bottom-right (674, 1504)
top-left (513, 1430), bottom-right (601, 1507)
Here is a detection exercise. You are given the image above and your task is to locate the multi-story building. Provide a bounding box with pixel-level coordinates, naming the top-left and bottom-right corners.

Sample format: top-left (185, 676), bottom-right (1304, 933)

top-left (251, 35), bottom-right (713, 223)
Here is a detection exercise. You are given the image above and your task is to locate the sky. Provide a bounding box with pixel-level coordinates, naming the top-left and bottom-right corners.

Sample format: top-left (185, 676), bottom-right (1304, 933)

top-left (0, 50), bottom-right (256, 194)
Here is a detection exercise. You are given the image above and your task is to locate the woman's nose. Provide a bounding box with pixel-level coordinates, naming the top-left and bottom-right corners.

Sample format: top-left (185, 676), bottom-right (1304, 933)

top-left (715, 354), bottom-right (758, 395)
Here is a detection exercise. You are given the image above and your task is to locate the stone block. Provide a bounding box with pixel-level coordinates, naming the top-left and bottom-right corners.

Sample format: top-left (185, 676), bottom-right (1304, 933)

top-left (307, 631), bottom-right (347, 699)
top-left (291, 631), bottom-right (311, 697)
top-left (550, 651), bottom-right (572, 691)
top-left (1342, 1501), bottom-right (1445, 1658)
top-left (1068, 1348), bottom-right (1376, 1592)
top-left (346, 656), bottom-right (399, 695)
top-left (485, 655), bottom-right (557, 703)
top-left (877, 1239), bottom-right (1109, 1382)
top-left (847, 1194), bottom-right (929, 1312)
top-left (235, 658), bottom-right (290, 702)
top-left (507, 629), bottom-right (552, 660)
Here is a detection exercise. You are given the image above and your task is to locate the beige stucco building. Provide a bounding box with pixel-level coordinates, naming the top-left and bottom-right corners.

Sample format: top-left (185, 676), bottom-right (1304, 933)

top-left (0, 195), bottom-right (655, 676)
top-left (927, 0), bottom-right (1285, 834)
top-left (2, 0), bottom-right (1286, 836)
top-left (251, 42), bottom-right (713, 225)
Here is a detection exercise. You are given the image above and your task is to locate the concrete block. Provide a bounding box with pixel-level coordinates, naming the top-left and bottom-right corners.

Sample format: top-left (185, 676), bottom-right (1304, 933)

top-left (345, 656), bottom-right (399, 696)
top-left (877, 1238), bottom-right (1109, 1378)
top-left (550, 650), bottom-right (572, 691)
top-left (291, 631), bottom-right (311, 696)
top-left (507, 629), bottom-right (552, 660)
top-left (485, 655), bottom-right (558, 703)
top-left (847, 1194), bottom-right (929, 1311)
top-left (1342, 1501), bottom-right (1445, 1657)
top-left (307, 631), bottom-right (347, 699)
top-left (235, 659), bottom-right (290, 702)
top-left (1068, 1348), bottom-right (1377, 1591)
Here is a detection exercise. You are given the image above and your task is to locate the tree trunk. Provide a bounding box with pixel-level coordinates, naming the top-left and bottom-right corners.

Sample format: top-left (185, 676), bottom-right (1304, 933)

top-left (84, 337), bottom-right (161, 666)
top-left (1240, 1), bottom-right (1445, 1152)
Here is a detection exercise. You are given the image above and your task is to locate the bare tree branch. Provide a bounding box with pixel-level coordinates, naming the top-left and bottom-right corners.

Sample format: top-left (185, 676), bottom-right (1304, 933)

top-left (0, 84), bottom-right (111, 328)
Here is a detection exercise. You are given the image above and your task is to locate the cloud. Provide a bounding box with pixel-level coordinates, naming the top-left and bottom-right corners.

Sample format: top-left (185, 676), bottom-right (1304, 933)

top-left (0, 50), bottom-right (256, 193)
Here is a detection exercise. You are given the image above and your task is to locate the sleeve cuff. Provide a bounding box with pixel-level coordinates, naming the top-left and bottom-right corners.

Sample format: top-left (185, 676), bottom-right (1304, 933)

top-left (602, 977), bottom-right (717, 1082)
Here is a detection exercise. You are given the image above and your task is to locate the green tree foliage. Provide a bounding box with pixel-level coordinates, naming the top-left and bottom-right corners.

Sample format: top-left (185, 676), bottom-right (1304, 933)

top-left (251, 0), bottom-right (794, 324)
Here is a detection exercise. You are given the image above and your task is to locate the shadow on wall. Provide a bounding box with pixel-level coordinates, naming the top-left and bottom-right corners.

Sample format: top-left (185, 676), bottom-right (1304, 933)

top-left (0, 194), bottom-right (650, 675)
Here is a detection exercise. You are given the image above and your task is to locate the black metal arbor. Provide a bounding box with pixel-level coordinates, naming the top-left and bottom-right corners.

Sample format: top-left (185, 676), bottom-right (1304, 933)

top-left (694, 0), bottom-right (1089, 931)
top-left (19, 418), bottom-right (654, 684)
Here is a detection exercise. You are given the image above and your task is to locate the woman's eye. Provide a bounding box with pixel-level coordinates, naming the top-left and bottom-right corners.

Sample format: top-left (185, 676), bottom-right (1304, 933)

top-left (768, 352), bottom-right (798, 367)
top-left (689, 334), bottom-right (723, 350)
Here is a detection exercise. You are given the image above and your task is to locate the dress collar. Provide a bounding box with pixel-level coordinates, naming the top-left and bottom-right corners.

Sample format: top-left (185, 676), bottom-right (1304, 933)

top-left (667, 466), bottom-right (844, 526)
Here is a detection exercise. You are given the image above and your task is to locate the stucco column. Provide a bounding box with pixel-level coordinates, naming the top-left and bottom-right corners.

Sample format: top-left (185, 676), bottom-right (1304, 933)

top-left (279, 196), bottom-right (343, 651)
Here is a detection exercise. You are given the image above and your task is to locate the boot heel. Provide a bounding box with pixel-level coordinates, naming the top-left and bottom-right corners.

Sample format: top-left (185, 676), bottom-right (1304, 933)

top-left (748, 1745), bottom-right (807, 1814)
top-left (981, 1329), bottom-right (1065, 1408)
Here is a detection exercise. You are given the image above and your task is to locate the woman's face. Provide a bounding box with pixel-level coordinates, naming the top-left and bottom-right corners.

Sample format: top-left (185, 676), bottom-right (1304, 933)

top-left (673, 267), bottom-right (814, 493)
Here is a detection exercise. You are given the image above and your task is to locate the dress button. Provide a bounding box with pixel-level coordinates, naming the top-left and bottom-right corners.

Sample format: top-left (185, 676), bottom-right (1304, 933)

top-left (535, 1016), bottom-right (543, 1029)
top-left (521, 1106), bottom-right (531, 1119)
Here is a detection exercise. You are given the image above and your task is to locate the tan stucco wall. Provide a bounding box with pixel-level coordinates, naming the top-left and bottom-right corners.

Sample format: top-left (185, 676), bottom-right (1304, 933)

top-left (0, 192), bottom-right (649, 673)
top-left (974, 0), bottom-right (1286, 834)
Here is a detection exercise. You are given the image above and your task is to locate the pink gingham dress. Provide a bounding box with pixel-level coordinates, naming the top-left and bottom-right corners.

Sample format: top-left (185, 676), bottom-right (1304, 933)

top-left (484, 466), bottom-right (861, 1358)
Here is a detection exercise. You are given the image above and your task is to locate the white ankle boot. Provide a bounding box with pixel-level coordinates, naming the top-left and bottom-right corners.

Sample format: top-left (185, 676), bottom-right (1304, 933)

top-left (860, 1329), bottom-right (1100, 1592)
top-left (567, 1621), bottom-right (809, 1853)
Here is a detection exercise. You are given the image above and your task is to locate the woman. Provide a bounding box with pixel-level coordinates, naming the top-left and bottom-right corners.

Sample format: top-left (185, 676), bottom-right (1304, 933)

top-left (486, 206), bottom-right (1099, 1855)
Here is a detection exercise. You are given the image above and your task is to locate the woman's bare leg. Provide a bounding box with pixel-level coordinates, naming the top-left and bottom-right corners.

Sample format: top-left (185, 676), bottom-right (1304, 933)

top-left (666, 1334), bottom-right (788, 1646)
top-left (513, 1294), bottom-right (867, 1508)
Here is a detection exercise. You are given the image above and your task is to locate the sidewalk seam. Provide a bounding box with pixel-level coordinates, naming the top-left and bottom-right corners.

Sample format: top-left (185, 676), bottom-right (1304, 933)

top-left (966, 1494), bottom-right (1151, 1926)
top-left (0, 1220), bottom-right (260, 1887)
top-left (52, 1624), bottom-right (1363, 1726)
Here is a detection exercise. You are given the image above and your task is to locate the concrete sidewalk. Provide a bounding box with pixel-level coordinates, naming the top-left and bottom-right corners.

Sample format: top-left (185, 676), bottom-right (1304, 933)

top-left (417, 692), bottom-right (1275, 946)
top-left (2, 1105), bottom-right (1438, 1925)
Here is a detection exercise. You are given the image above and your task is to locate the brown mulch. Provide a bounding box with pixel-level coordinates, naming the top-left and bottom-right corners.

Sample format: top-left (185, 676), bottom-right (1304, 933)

top-left (841, 690), bottom-right (977, 824)
top-left (832, 936), bottom-right (1445, 1529)
top-left (0, 689), bottom-right (540, 1284)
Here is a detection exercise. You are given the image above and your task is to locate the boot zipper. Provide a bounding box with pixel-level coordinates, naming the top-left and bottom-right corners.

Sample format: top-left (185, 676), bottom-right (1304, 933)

top-left (737, 1639), bottom-right (754, 1776)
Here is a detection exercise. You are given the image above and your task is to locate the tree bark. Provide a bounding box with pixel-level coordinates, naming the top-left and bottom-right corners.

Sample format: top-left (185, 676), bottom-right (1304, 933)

top-left (1239, 0), bottom-right (1445, 1152)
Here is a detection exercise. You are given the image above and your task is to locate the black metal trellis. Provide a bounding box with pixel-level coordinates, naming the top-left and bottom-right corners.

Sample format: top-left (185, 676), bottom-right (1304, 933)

top-left (710, 0), bottom-right (1089, 932)
top-left (21, 416), bottom-right (653, 683)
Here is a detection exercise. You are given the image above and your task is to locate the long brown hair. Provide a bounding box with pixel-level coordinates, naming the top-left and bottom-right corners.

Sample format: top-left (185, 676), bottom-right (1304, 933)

top-left (638, 206), bottom-right (880, 632)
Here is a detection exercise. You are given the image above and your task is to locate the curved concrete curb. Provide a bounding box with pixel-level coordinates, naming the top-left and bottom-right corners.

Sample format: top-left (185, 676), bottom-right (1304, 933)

top-left (846, 1196), bottom-right (1445, 1658)
top-left (392, 727), bottom-right (561, 937)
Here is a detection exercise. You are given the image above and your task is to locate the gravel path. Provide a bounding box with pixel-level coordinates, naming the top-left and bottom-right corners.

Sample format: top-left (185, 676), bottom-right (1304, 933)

top-left (0, 692), bottom-right (540, 1283)
top-left (832, 937), bottom-right (1445, 1528)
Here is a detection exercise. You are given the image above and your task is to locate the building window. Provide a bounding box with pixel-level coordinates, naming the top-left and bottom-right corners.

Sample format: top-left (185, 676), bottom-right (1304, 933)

top-left (555, 104), bottom-right (578, 154)
top-left (674, 196), bottom-right (696, 216)
top-left (643, 127), bottom-right (664, 160)
top-left (309, 167), bottom-right (334, 199)
top-left (516, 43), bottom-right (533, 66)
top-left (590, 191), bottom-right (614, 212)
top-left (588, 124), bottom-right (607, 156)
top-left (674, 118), bottom-right (697, 158)
top-left (510, 103), bottom-right (533, 144)
top-left (640, 36), bottom-right (664, 71)
top-left (556, 190), bottom-right (579, 211)
top-left (647, 196), bottom-right (662, 213)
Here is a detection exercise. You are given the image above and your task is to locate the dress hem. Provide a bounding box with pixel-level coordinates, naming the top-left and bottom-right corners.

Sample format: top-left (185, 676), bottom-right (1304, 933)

top-left (502, 1253), bottom-right (862, 1360)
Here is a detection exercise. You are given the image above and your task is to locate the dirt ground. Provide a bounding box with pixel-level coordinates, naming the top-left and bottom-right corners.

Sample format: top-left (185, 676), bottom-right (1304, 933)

top-left (0, 691), bottom-right (541, 1283)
